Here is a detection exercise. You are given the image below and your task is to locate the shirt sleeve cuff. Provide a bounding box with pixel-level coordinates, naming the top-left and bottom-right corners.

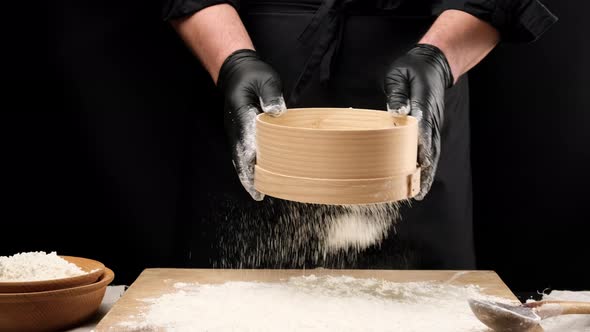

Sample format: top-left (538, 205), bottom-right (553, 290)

top-left (162, 0), bottom-right (240, 21)
top-left (433, 0), bottom-right (558, 43)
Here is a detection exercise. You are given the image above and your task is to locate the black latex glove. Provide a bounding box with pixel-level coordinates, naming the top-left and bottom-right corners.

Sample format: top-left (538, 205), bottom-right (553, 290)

top-left (384, 44), bottom-right (454, 200)
top-left (217, 49), bottom-right (287, 201)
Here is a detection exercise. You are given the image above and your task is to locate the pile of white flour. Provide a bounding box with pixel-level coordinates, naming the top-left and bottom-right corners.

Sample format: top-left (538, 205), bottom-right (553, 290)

top-left (0, 251), bottom-right (86, 281)
top-left (118, 275), bottom-right (502, 332)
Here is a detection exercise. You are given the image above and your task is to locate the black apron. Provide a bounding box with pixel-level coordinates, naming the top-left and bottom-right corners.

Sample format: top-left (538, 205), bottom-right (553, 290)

top-left (188, 0), bottom-right (475, 270)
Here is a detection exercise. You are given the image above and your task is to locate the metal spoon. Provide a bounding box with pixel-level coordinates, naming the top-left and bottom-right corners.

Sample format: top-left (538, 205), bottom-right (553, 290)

top-left (468, 299), bottom-right (590, 332)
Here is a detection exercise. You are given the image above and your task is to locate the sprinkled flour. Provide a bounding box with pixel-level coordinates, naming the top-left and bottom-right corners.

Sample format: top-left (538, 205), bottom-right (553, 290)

top-left (118, 275), bottom-right (503, 332)
top-left (216, 200), bottom-right (404, 269)
top-left (0, 251), bottom-right (86, 282)
top-left (324, 205), bottom-right (397, 251)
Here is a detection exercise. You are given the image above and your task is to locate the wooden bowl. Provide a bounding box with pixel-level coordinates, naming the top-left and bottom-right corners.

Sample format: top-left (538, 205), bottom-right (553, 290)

top-left (0, 256), bottom-right (105, 293)
top-left (0, 267), bottom-right (114, 332)
top-left (255, 108), bottom-right (420, 205)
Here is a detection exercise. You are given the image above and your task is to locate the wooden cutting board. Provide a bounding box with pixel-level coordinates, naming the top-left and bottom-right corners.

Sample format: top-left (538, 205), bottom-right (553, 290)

top-left (96, 269), bottom-right (518, 331)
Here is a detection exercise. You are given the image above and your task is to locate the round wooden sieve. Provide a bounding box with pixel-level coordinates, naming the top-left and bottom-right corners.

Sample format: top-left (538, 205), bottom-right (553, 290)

top-left (254, 108), bottom-right (420, 205)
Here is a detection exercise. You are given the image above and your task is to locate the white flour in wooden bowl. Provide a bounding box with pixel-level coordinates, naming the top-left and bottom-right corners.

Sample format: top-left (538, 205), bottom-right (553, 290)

top-left (0, 251), bottom-right (86, 281)
top-left (118, 275), bottom-right (505, 332)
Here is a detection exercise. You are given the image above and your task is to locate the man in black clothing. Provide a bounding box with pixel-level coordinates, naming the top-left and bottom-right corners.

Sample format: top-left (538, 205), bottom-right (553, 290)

top-left (160, 0), bottom-right (556, 270)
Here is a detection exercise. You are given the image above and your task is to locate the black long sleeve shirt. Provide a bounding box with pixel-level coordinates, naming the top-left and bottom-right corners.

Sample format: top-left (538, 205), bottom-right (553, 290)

top-left (162, 0), bottom-right (557, 43)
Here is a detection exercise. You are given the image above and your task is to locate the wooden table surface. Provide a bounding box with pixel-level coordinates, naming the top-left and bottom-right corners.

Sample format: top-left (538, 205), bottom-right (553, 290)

top-left (96, 269), bottom-right (518, 331)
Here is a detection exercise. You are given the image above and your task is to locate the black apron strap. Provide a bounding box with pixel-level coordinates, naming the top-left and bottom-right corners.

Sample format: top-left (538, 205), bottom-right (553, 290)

top-left (289, 0), bottom-right (404, 103)
top-left (290, 0), bottom-right (353, 103)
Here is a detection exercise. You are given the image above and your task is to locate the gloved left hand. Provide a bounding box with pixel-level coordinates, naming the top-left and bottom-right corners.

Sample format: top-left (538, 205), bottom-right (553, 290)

top-left (383, 44), bottom-right (454, 200)
top-left (217, 49), bottom-right (287, 201)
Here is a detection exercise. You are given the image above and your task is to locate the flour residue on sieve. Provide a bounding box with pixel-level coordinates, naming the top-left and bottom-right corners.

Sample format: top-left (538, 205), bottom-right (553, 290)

top-left (117, 275), bottom-right (506, 332)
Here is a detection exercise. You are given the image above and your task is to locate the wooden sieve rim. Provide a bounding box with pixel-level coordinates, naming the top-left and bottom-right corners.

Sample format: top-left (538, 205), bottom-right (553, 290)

top-left (256, 108), bottom-right (417, 132)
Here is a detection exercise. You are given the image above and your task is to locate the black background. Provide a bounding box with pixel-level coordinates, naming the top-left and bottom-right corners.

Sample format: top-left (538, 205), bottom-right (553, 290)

top-left (2, 1), bottom-right (588, 293)
top-left (469, 1), bottom-right (590, 293)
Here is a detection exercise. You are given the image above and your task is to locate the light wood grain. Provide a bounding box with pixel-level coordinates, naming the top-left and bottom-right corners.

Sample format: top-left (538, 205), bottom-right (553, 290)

top-left (255, 108), bottom-right (420, 204)
top-left (556, 301), bottom-right (590, 315)
top-left (0, 268), bottom-right (114, 332)
top-left (537, 301), bottom-right (590, 315)
top-left (255, 165), bottom-right (420, 204)
top-left (96, 269), bottom-right (518, 331)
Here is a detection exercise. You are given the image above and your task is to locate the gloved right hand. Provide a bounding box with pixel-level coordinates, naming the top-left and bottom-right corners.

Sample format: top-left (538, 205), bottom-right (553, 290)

top-left (384, 44), bottom-right (453, 200)
top-left (217, 49), bottom-right (287, 201)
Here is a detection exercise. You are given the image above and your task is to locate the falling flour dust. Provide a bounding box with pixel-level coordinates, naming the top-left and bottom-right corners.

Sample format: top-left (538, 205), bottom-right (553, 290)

top-left (215, 199), bottom-right (405, 269)
top-left (324, 204), bottom-right (397, 252)
top-left (117, 275), bottom-right (503, 332)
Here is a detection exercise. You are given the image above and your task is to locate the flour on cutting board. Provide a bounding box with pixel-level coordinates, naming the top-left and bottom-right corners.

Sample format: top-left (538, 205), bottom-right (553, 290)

top-left (0, 251), bottom-right (86, 281)
top-left (117, 275), bottom-right (504, 332)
